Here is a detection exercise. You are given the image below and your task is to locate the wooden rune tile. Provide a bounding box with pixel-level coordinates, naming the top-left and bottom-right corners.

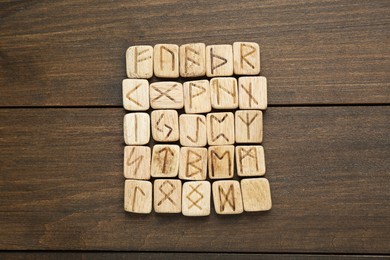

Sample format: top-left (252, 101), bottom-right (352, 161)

top-left (241, 178), bottom-right (272, 212)
top-left (235, 110), bottom-right (263, 143)
top-left (154, 179), bottom-right (182, 213)
top-left (236, 145), bottom-right (266, 177)
top-left (124, 180), bottom-right (152, 214)
top-left (206, 112), bottom-right (235, 145)
top-left (123, 112), bottom-right (150, 145)
top-left (179, 114), bottom-right (207, 147)
top-left (233, 42), bottom-right (260, 75)
top-left (182, 181), bottom-right (211, 216)
top-left (179, 147), bottom-right (207, 181)
top-left (150, 81), bottom-right (183, 109)
top-left (126, 45), bottom-right (153, 79)
top-left (154, 44), bottom-right (179, 78)
top-left (206, 44), bottom-right (233, 77)
top-left (180, 43), bottom-right (206, 77)
top-left (210, 77), bottom-right (238, 109)
top-left (151, 110), bottom-right (179, 142)
top-left (208, 145), bottom-right (234, 179)
top-left (238, 76), bottom-right (267, 110)
top-left (124, 146), bottom-right (151, 180)
top-left (183, 80), bottom-right (211, 114)
top-left (122, 79), bottom-right (149, 111)
top-left (151, 144), bottom-right (180, 178)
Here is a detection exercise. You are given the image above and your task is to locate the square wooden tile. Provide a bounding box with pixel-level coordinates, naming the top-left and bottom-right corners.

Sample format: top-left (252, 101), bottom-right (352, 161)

top-left (122, 79), bottom-right (149, 111)
top-left (182, 181), bottom-right (211, 216)
top-left (150, 81), bottom-right (183, 109)
top-left (238, 76), bottom-right (267, 110)
top-left (124, 146), bottom-right (151, 180)
top-left (180, 43), bottom-right (206, 77)
top-left (179, 114), bottom-right (207, 147)
top-left (208, 145), bottom-right (234, 179)
top-left (206, 112), bottom-right (235, 145)
top-left (154, 179), bottom-right (182, 213)
top-left (123, 113), bottom-right (150, 145)
top-left (241, 178), bottom-right (272, 212)
top-left (151, 144), bottom-right (180, 178)
top-left (126, 45), bottom-right (153, 79)
top-left (233, 42), bottom-right (260, 75)
top-left (151, 110), bottom-right (179, 142)
top-left (179, 147), bottom-right (207, 180)
top-left (183, 80), bottom-right (211, 114)
top-left (206, 44), bottom-right (233, 77)
top-left (124, 180), bottom-right (152, 214)
top-left (236, 146), bottom-right (265, 177)
top-left (212, 180), bottom-right (243, 215)
top-left (235, 110), bottom-right (263, 143)
top-left (210, 77), bottom-right (238, 109)
top-left (154, 44), bottom-right (179, 78)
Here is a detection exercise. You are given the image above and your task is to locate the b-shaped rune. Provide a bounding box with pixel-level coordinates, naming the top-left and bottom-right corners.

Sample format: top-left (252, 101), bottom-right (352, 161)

top-left (233, 42), bottom-right (260, 75)
top-left (154, 44), bottom-right (179, 78)
top-left (150, 82), bottom-right (184, 109)
top-left (208, 145), bottom-right (234, 179)
top-left (151, 144), bottom-right (180, 178)
top-left (154, 179), bottom-right (182, 213)
top-left (179, 114), bottom-right (207, 147)
top-left (180, 43), bottom-right (206, 77)
top-left (235, 110), bottom-right (263, 143)
top-left (124, 180), bottom-right (152, 214)
top-left (123, 113), bottom-right (150, 145)
top-left (183, 80), bottom-right (211, 114)
top-left (238, 76), bottom-right (267, 110)
top-left (122, 79), bottom-right (150, 111)
top-left (212, 180), bottom-right (243, 215)
top-left (206, 45), bottom-right (233, 77)
top-left (151, 110), bottom-right (180, 142)
top-left (179, 147), bottom-right (207, 180)
top-left (182, 181), bottom-right (211, 217)
top-left (210, 77), bottom-right (238, 109)
top-left (236, 145), bottom-right (266, 177)
top-left (124, 146), bottom-right (151, 180)
top-left (126, 45), bottom-right (154, 79)
top-left (206, 112), bottom-right (235, 145)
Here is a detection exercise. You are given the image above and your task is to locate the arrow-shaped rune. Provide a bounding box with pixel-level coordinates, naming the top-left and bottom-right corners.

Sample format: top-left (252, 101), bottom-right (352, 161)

top-left (158, 147), bottom-right (175, 174)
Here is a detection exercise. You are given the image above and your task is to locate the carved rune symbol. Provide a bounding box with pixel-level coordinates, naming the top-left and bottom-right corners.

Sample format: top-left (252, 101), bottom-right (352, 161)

top-left (186, 150), bottom-right (203, 177)
top-left (158, 180), bottom-right (176, 206)
top-left (131, 186), bottom-right (146, 211)
top-left (210, 47), bottom-right (227, 74)
top-left (210, 114), bottom-right (229, 142)
top-left (219, 184), bottom-right (235, 212)
top-left (241, 82), bottom-right (258, 107)
top-left (185, 46), bottom-right (200, 73)
top-left (210, 150), bottom-right (232, 177)
top-left (186, 183), bottom-right (204, 210)
top-left (160, 46), bottom-right (175, 71)
top-left (134, 47), bottom-right (151, 73)
top-left (188, 82), bottom-right (206, 109)
top-left (152, 84), bottom-right (178, 103)
top-left (156, 113), bottom-right (173, 138)
top-left (187, 117), bottom-right (205, 143)
top-left (240, 43), bottom-right (256, 69)
top-left (126, 83), bottom-right (143, 107)
top-left (238, 113), bottom-right (258, 139)
top-left (213, 80), bottom-right (236, 105)
top-left (126, 147), bottom-right (144, 176)
top-left (238, 147), bottom-right (259, 174)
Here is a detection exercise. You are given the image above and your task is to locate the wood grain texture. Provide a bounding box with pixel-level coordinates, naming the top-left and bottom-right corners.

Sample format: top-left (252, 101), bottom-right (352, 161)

top-left (0, 107), bottom-right (389, 252)
top-left (0, 0), bottom-right (389, 106)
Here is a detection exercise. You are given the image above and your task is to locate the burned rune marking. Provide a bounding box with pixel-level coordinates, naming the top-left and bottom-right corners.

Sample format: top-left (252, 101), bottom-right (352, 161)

top-left (218, 184), bottom-right (235, 212)
top-left (126, 147), bottom-right (144, 176)
top-left (134, 114), bottom-right (138, 142)
top-left (188, 82), bottom-right (206, 109)
top-left (213, 80), bottom-right (236, 105)
top-left (126, 83), bottom-right (143, 107)
top-left (210, 114), bottom-right (229, 142)
top-left (210, 47), bottom-right (227, 74)
top-left (210, 150), bottom-right (232, 177)
top-left (186, 183), bottom-right (204, 210)
top-left (187, 117), bottom-right (205, 143)
top-left (134, 47), bottom-right (151, 73)
top-left (238, 147), bottom-right (259, 174)
top-left (186, 149), bottom-right (203, 177)
top-left (152, 84), bottom-right (178, 103)
top-left (240, 43), bottom-right (256, 69)
top-left (132, 186), bottom-right (146, 211)
top-left (240, 82), bottom-right (258, 107)
top-left (238, 113), bottom-right (258, 139)
top-left (157, 180), bottom-right (176, 206)
top-left (185, 46), bottom-right (201, 73)
top-left (156, 113), bottom-right (173, 138)
top-left (157, 147), bottom-right (175, 174)
top-left (160, 46), bottom-right (175, 71)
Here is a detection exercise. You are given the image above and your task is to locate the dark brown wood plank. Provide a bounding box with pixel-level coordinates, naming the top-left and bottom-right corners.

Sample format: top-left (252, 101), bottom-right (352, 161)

top-left (0, 0), bottom-right (389, 106)
top-left (0, 107), bottom-right (389, 252)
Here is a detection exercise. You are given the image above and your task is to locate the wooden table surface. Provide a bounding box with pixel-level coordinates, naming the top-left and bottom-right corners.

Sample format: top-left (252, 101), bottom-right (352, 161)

top-left (0, 0), bottom-right (389, 258)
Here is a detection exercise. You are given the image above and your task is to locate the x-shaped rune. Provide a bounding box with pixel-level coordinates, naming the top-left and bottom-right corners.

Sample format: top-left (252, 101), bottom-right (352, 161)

top-left (152, 84), bottom-right (178, 103)
top-left (186, 183), bottom-right (204, 210)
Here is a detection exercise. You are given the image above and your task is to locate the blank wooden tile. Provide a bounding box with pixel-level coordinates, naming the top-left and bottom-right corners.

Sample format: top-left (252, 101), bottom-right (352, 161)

top-left (180, 43), bottom-right (206, 77)
top-left (183, 80), bottom-right (211, 114)
top-left (208, 145), bottom-right (234, 179)
top-left (179, 147), bottom-right (207, 180)
top-left (154, 179), bottom-right (182, 213)
top-left (122, 79), bottom-right (149, 111)
top-left (241, 178), bottom-right (272, 212)
top-left (126, 45), bottom-right (153, 79)
top-left (210, 77), bottom-right (238, 109)
top-left (124, 146), bottom-right (151, 180)
top-left (235, 110), bottom-right (263, 143)
top-left (206, 112), bottom-right (234, 145)
top-left (150, 81), bottom-right (183, 109)
top-left (206, 45), bottom-right (233, 77)
top-left (123, 113), bottom-right (150, 145)
top-left (233, 42), bottom-right (260, 75)
top-left (212, 180), bottom-right (243, 215)
top-left (151, 144), bottom-right (180, 178)
top-left (154, 44), bottom-right (179, 78)
top-left (151, 110), bottom-right (179, 142)
top-left (236, 146), bottom-right (265, 177)
top-left (182, 181), bottom-right (211, 216)
top-left (179, 114), bottom-right (207, 147)
top-left (124, 180), bottom-right (152, 214)
top-left (238, 76), bottom-right (267, 110)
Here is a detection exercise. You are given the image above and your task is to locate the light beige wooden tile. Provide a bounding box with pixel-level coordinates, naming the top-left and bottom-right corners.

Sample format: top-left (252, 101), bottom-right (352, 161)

top-left (183, 80), bottom-right (211, 114)
top-left (123, 113), bottom-right (150, 145)
top-left (124, 180), bottom-right (152, 214)
top-left (126, 45), bottom-right (153, 79)
top-left (122, 79), bottom-right (149, 111)
top-left (233, 42), bottom-right (260, 75)
top-left (182, 181), bottom-right (211, 216)
top-left (238, 76), bottom-right (267, 110)
top-left (179, 114), bottom-right (207, 147)
top-left (180, 43), bottom-right (206, 77)
top-left (154, 179), bottom-right (182, 213)
top-left (179, 147), bottom-right (207, 180)
top-left (241, 178), bottom-right (272, 212)
top-left (236, 146), bottom-right (265, 177)
top-left (124, 146), bottom-right (151, 180)
top-left (151, 144), bottom-right (180, 178)
top-left (154, 44), bottom-right (179, 78)
top-left (208, 145), bottom-right (234, 179)
top-left (210, 77), bottom-right (238, 109)
top-left (206, 112), bottom-right (235, 145)
top-left (235, 110), bottom-right (263, 143)
top-left (151, 110), bottom-right (179, 142)
top-left (206, 45), bottom-right (233, 77)
top-left (150, 81), bottom-right (183, 109)
top-left (212, 180), bottom-right (243, 215)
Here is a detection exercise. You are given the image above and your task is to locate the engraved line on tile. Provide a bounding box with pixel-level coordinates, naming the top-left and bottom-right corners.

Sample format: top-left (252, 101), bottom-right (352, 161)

top-left (189, 82), bottom-right (206, 109)
top-left (127, 147), bottom-right (144, 175)
top-left (157, 180), bottom-right (176, 206)
top-left (126, 83), bottom-right (143, 107)
top-left (187, 117), bottom-right (205, 143)
top-left (152, 84), bottom-right (178, 103)
top-left (240, 43), bottom-right (256, 69)
top-left (241, 82), bottom-right (258, 107)
top-left (158, 146), bottom-right (175, 174)
top-left (210, 150), bottom-right (232, 177)
top-left (218, 184), bottom-right (235, 212)
top-left (185, 46), bottom-right (201, 73)
top-left (238, 112), bottom-right (258, 139)
top-left (160, 46), bottom-right (175, 71)
top-left (238, 147), bottom-right (258, 174)
top-left (213, 80), bottom-right (236, 105)
top-left (134, 47), bottom-right (151, 74)
top-left (210, 47), bottom-right (227, 74)
top-left (186, 150), bottom-right (203, 177)
top-left (210, 114), bottom-right (229, 142)
top-left (186, 183), bottom-right (204, 210)
top-left (132, 186), bottom-right (146, 211)
top-left (156, 113), bottom-right (173, 138)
